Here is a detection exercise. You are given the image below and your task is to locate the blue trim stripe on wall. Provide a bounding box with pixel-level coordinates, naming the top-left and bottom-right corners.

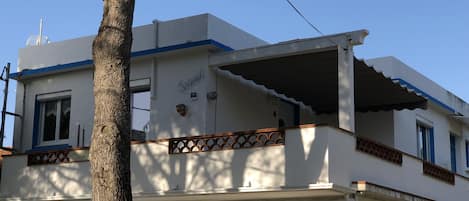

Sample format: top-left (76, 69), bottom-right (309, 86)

top-left (10, 39), bottom-right (234, 79)
top-left (27, 144), bottom-right (71, 153)
top-left (32, 99), bottom-right (40, 147)
top-left (392, 78), bottom-right (456, 113)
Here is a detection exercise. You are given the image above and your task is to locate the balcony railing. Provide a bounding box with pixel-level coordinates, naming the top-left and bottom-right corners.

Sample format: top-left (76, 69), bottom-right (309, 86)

top-left (356, 137), bottom-right (403, 165)
top-left (27, 148), bottom-right (89, 166)
top-left (168, 128), bottom-right (285, 154)
top-left (423, 161), bottom-right (455, 185)
top-left (3, 125), bottom-right (469, 201)
top-left (356, 136), bottom-right (456, 185)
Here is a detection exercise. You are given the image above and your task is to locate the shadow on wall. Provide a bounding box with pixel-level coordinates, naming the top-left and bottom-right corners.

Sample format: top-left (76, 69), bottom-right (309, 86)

top-left (8, 117), bottom-right (330, 197)
top-left (15, 162), bottom-right (91, 198)
top-left (129, 126), bottom-right (329, 194)
top-left (285, 128), bottom-right (328, 186)
top-left (8, 111), bottom-right (330, 198)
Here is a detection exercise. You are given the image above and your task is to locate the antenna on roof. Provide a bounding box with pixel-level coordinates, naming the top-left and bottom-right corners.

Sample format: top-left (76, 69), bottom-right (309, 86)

top-left (26, 18), bottom-right (51, 46)
top-left (38, 18), bottom-right (43, 45)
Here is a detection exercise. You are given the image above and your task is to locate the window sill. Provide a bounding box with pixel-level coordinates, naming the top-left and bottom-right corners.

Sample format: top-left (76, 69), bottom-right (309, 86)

top-left (27, 144), bottom-right (71, 153)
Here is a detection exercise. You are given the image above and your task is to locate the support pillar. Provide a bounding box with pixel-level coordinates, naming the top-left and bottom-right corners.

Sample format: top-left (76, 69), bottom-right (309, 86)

top-left (337, 45), bottom-right (355, 133)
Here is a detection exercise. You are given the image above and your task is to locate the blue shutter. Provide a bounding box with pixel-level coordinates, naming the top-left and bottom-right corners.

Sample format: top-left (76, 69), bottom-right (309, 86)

top-left (429, 128), bottom-right (435, 163)
top-left (450, 135), bottom-right (457, 172)
top-left (466, 141), bottom-right (469, 168)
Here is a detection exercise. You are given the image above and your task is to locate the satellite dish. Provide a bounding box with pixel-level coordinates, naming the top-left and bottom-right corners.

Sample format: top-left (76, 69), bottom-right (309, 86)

top-left (26, 35), bottom-right (50, 46)
top-left (26, 18), bottom-right (51, 46)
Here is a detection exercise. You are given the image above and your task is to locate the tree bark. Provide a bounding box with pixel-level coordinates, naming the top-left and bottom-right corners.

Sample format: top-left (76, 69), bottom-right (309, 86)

top-left (90, 1), bottom-right (134, 201)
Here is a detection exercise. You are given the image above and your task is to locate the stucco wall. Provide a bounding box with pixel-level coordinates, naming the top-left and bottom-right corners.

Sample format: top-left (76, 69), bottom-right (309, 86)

top-left (151, 51), bottom-right (209, 139)
top-left (18, 69), bottom-right (94, 152)
top-left (14, 47), bottom-right (299, 151)
top-left (214, 74), bottom-right (278, 132)
top-left (17, 13), bottom-right (267, 73)
top-left (18, 24), bottom-right (155, 71)
top-left (207, 14), bottom-right (267, 50)
top-left (355, 111), bottom-right (394, 147)
top-left (157, 14), bottom-right (267, 50)
top-left (327, 127), bottom-right (469, 201)
top-left (367, 56), bottom-right (469, 177)
top-left (0, 127), bottom-right (333, 200)
top-left (14, 58), bottom-right (153, 151)
top-left (3, 126), bottom-right (469, 201)
top-left (393, 106), bottom-right (469, 176)
top-left (367, 56), bottom-right (469, 117)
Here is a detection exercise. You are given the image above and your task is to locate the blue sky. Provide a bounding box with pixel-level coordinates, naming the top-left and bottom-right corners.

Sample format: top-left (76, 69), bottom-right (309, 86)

top-left (0, 0), bottom-right (468, 146)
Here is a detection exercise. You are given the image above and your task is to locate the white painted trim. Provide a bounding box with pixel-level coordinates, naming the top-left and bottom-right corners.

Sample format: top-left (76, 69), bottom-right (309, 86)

top-left (130, 78), bottom-right (151, 88)
top-left (209, 30), bottom-right (368, 67)
top-left (36, 90), bottom-right (71, 101)
top-left (0, 184), bottom-right (353, 201)
top-left (416, 113), bottom-right (433, 127)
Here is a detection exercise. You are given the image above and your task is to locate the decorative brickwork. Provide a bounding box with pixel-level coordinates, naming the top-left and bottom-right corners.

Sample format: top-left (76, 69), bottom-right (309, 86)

top-left (169, 129), bottom-right (285, 154)
top-left (27, 150), bottom-right (71, 166)
top-left (356, 137), bottom-right (403, 165)
top-left (423, 161), bottom-right (455, 185)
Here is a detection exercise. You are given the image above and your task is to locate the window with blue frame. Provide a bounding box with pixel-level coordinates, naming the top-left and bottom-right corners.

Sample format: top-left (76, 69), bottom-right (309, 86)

top-left (38, 98), bottom-right (71, 145)
top-left (450, 134), bottom-right (457, 172)
top-left (417, 123), bottom-right (435, 163)
top-left (34, 91), bottom-right (72, 148)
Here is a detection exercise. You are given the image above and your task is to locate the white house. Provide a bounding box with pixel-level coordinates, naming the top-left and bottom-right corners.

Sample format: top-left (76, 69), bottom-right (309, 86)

top-left (1, 13), bottom-right (469, 201)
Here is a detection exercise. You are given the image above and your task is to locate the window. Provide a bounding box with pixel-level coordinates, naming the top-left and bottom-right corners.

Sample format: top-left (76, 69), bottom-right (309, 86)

top-left (417, 123), bottom-right (434, 163)
top-left (131, 90), bottom-right (150, 135)
top-left (38, 98), bottom-right (71, 145)
top-left (450, 134), bottom-right (457, 172)
top-left (130, 78), bottom-right (151, 141)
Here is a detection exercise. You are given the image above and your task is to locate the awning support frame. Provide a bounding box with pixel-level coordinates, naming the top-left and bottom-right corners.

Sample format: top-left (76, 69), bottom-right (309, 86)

top-left (338, 40), bottom-right (355, 132)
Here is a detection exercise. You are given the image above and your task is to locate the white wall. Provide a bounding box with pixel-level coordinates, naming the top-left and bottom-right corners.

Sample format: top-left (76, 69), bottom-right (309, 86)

top-left (157, 14), bottom-right (267, 50)
top-left (207, 14), bottom-right (268, 50)
top-left (368, 56), bottom-right (469, 176)
top-left (355, 111), bottom-right (394, 146)
top-left (18, 13), bottom-right (268, 74)
top-left (0, 127), bottom-right (332, 199)
top-left (393, 109), bottom-right (418, 156)
top-left (15, 47), bottom-right (292, 150)
top-left (367, 56), bottom-right (469, 117)
top-left (327, 126), bottom-right (469, 201)
top-left (151, 51), bottom-right (209, 139)
top-left (393, 106), bottom-right (469, 175)
top-left (214, 73), bottom-right (278, 132)
top-left (4, 126), bottom-right (469, 201)
top-left (19, 69), bottom-right (94, 152)
top-left (18, 24), bottom-right (155, 71)
top-left (14, 58), bottom-right (154, 151)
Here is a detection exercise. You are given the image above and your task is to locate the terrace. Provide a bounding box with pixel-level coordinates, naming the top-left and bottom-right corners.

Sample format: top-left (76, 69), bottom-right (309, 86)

top-left (2, 124), bottom-right (468, 201)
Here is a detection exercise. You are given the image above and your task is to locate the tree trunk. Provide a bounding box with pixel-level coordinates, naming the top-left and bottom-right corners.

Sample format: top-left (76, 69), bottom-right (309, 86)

top-left (90, 1), bottom-right (135, 201)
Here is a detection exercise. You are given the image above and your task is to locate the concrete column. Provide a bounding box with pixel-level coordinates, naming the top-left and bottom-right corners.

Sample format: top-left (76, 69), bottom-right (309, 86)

top-left (148, 20), bottom-right (159, 140)
top-left (12, 82), bottom-right (25, 151)
top-left (337, 45), bottom-right (355, 133)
